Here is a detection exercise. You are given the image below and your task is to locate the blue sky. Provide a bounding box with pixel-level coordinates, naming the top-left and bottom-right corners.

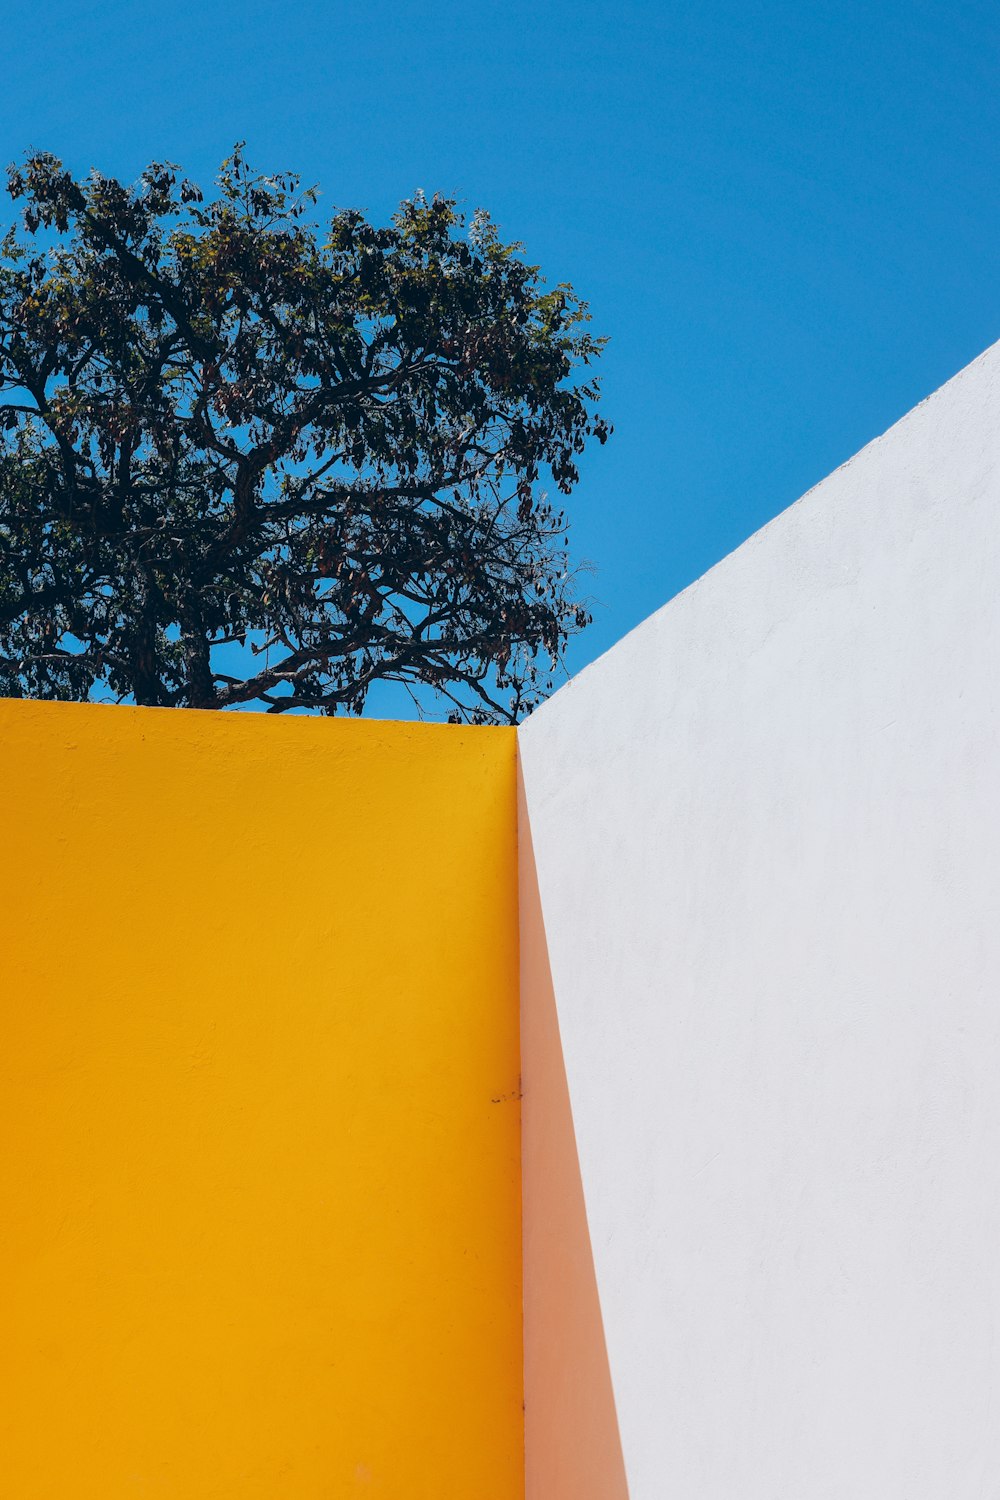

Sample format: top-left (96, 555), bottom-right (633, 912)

top-left (4, 0), bottom-right (999, 687)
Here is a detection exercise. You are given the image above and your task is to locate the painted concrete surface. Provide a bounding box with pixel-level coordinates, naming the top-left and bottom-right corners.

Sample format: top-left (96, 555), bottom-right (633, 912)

top-left (518, 340), bottom-right (1000, 1497)
top-left (519, 763), bottom-right (629, 1500)
top-left (0, 701), bottom-right (522, 1500)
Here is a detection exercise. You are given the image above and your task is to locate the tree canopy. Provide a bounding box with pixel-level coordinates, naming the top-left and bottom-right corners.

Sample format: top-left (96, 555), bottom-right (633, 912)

top-left (0, 147), bottom-right (608, 720)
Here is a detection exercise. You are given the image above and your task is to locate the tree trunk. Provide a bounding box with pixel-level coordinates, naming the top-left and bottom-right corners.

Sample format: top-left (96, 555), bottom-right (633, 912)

top-left (128, 568), bottom-right (166, 706)
top-left (180, 586), bottom-right (217, 709)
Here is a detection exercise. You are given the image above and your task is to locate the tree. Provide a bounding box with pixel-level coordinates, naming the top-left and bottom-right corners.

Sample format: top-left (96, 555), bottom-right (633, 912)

top-left (0, 147), bottom-right (608, 720)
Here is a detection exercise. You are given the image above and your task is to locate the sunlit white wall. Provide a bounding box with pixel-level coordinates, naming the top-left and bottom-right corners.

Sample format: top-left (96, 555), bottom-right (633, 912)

top-left (519, 340), bottom-right (1000, 1499)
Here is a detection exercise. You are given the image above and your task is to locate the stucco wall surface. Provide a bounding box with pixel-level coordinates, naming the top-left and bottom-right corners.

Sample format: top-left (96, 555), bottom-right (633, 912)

top-left (519, 766), bottom-right (629, 1500)
top-left (0, 701), bottom-right (522, 1500)
top-left (518, 340), bottom-right (1000, 1498)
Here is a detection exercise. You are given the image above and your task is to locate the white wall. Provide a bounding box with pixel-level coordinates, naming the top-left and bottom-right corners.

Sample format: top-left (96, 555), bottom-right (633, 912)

top-left (518, 340), bottom-right (1000, 1499)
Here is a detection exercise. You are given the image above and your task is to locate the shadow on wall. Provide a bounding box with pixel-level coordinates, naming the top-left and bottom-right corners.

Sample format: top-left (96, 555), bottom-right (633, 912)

top-left (518, 760), bottom-right (630, 1500)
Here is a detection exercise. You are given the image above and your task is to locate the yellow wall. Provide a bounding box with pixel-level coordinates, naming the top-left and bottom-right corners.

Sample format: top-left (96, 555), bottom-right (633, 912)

top-left (0, 700), bottom-right (522, 1500)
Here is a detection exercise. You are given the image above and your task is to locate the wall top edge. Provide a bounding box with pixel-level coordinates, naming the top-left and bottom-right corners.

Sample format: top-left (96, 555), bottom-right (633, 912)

top-left (0, 695), bottom-right (517, 742)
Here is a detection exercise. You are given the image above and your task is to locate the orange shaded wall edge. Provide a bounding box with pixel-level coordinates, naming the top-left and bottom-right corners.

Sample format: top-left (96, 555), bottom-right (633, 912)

top-left (518, 759), bottom-right (629, 1500)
